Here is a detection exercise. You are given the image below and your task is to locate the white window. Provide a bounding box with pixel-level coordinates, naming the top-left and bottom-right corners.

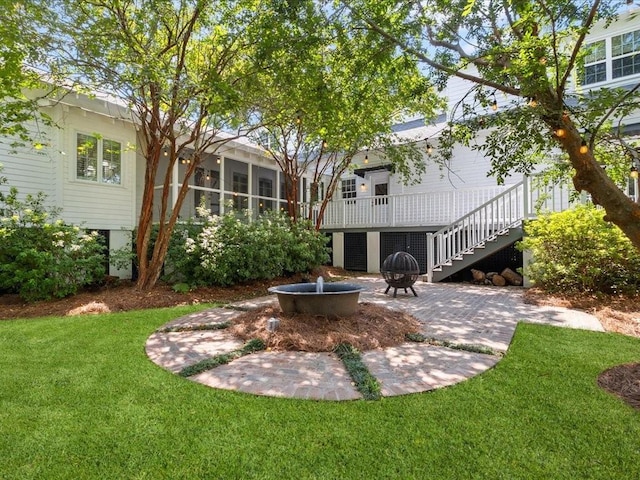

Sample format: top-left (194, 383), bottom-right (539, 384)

top-left (583, 40), bottom-right (607, 85)
top-left (341, 178), bottom-right (356, 199)
top-left (76, 133), bottom-right (122, 185)
top-left (612, 29), bottom-right (640, 79)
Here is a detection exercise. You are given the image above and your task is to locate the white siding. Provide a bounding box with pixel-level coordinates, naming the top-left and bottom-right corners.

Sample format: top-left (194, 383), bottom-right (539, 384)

top-left (59, 107), bottom-right (137, 230)
top-left (0, 116), bottom-right (59, 207)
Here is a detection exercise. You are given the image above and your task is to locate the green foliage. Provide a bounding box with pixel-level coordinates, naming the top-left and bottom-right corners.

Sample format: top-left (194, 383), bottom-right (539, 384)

top-left (172, 282), bottom-right (191, 294)
top-left (0, 185), bottom-right (106, 302)
top-left (518, 204), bottom-right (640, 294)
top-left (333, 343), bottom-right (381, 400)
top-left (166, 208), bottom-right (330, 286)
top-left (178, 338), bottom-right (265, 377)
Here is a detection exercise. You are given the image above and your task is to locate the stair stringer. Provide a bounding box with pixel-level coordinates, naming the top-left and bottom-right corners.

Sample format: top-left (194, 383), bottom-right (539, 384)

top-left (430, 225), bottom-right (523, 282)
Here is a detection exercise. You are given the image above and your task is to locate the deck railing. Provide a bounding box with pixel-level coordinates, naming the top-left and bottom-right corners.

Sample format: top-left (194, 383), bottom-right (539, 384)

top-left (312, 176), bottom-right (577, 230)
top-left (313, 185), bottom-right (511, 229)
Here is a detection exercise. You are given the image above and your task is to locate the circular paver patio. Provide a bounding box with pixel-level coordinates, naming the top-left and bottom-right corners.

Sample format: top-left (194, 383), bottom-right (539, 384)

top-left (145, 278), bottom-right (603, 401)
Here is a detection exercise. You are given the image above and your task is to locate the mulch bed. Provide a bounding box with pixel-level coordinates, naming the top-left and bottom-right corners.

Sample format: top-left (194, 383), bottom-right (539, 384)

top-left (229, 303), bottom-right (421, 352)
top-left (597, 363), bottom-right (640, 410)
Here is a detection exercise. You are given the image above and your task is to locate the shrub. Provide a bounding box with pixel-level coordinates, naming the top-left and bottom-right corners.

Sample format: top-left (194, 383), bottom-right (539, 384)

top-left (167, 207), bottom-right (330, 286)
top-left (0, 186), bottom-right (106, 301)
top-left (517, 204), bottom-right (640, 294)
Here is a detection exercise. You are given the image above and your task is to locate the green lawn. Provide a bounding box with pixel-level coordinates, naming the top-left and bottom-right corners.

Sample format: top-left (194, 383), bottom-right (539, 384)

top-left (1, 307), bottom-right (639, 479)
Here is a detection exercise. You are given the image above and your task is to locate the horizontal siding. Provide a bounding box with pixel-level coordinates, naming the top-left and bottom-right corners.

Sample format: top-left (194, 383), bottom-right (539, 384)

top-left (60, 107), bottom-right (137, 230)
top-left (0, 119), bottom-right (59, 206)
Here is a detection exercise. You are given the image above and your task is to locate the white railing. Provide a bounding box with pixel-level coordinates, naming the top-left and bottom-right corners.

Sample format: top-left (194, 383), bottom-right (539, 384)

top-left (426, 182), bottom-right (524, 282)
top-left (425, 176), bottom-right (578, 281)
top-left (315, 185), bottom-right (511, 229)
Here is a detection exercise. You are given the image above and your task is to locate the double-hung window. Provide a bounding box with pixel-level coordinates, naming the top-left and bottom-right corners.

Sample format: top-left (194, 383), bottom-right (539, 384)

top-left (612, 30), bottom-right (640, 78)
top-left (583, 40), bottom-right (607, 85)
top-left (341, 178), bottom-right (356, 199)
top-left (76, 133), bottom-right (122, 185)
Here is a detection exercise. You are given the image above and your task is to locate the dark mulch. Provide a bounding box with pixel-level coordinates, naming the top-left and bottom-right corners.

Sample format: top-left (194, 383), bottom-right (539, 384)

top-left (598, 363), bottom-right (640, 410)
top-left (229, 303), bottom-right (421, 352)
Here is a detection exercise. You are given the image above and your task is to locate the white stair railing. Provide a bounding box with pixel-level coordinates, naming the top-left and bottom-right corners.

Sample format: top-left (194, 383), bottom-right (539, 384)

top-left (426, 181), bottom-right (526, 282)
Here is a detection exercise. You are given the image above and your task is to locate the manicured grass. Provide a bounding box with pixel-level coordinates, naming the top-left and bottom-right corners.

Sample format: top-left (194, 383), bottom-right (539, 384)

top-left (1, 308), bottom-right (639, 479)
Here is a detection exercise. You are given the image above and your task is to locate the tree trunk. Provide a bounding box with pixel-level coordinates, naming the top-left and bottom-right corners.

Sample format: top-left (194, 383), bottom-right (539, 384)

top-left (556, 124), bottom-right (640, 252)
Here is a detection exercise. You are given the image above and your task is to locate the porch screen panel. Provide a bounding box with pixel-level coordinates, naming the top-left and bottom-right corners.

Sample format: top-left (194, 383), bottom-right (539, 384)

top-left (380, 232), bottom-right (427, 275)
top-left (344, 233), bottom-right (367, 271)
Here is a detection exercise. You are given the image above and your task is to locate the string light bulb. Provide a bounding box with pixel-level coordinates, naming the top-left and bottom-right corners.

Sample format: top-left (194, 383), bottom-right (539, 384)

top-left (631, 165), bottom-right (639, 179)
top-left (528, 97), bottom-right (538, 108)
top-left (426, 143), bottom-right (433, 155)
top-left (579, 140), bottom-right (589, 154)
top-left (491, 97), bottom-right (498, 111)
top-left (364, 154), bottom-right (369, 164)
top-left (555, 128), bottom-right (566, 138)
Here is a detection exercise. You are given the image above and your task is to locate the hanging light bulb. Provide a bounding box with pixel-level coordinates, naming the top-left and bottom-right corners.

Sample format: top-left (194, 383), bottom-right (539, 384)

top-left (528, 97), bottom-right (538, 108)
top-left (555, 128), bottom-right (566, 138)
top-left (491, 96), bottom-right (498, 111)
top-left (579, 140), bottom-right (589, 154)
top-left (364, 154), bottom-right (369, 164)
top-left (631, 165), bottom-right (639, 179)
top-left (322, 139), bottom-right (327, 149)
top-left (426, 143), bottom-right (433, 155)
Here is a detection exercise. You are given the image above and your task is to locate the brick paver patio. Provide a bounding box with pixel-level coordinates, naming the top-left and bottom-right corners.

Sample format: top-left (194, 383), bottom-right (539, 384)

top-left (145, 277), bottom-right (603, 401)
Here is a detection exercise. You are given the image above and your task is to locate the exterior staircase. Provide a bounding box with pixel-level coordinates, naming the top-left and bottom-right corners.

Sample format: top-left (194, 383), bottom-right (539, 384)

top-left (425, 177), bottom-right (577, 282)
top-left (426, 181), bottom-right (527, 282)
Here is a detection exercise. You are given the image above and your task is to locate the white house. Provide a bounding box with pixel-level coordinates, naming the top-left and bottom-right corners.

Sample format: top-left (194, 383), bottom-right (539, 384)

top-left (322, 10), bottom-right (640, 281)
top-left (2, 11), bottom-right (639, 282)
top-left (0, 91), bottom-right (323, 279)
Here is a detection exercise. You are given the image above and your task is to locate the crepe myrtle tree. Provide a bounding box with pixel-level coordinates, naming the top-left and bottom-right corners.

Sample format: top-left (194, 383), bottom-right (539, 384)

top-left (50, 0), bottom-right (269, 289)
top-left (248, 0), bottom-right (443, 229)
top-left (343, 0), bottom-right (640, 251)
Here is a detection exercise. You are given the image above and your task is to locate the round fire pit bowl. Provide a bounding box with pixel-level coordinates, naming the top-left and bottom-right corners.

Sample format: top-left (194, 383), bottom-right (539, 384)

top-left (268, 282), bottom-right (364, 317)
top-left (381, 251), bottom-right (420, 298)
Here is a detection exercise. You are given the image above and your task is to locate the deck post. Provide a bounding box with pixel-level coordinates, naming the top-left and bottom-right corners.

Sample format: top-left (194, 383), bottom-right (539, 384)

top-left (523, 175), bottom-right (530, 219)
top-left (426, 232), bottom-right (434, 283)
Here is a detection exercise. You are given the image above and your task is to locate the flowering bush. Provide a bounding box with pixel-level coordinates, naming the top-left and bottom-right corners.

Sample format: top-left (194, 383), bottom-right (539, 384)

top-left (0, 186), bottom-right (106, 301)
top-left (166, 207), bottom-right (330, 286)
top-left (518, 204), bottom-right (640, 294)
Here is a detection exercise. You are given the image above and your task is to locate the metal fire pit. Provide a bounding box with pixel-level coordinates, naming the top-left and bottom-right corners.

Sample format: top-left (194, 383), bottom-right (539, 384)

top-left (381, 251), bottom-right (420, 298)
